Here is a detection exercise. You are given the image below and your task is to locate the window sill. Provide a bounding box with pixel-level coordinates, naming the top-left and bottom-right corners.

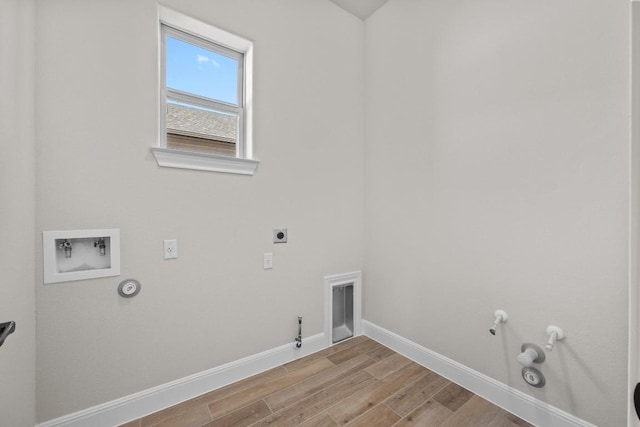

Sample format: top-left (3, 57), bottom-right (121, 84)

top-left (151, 147), bottom-right (259, 175)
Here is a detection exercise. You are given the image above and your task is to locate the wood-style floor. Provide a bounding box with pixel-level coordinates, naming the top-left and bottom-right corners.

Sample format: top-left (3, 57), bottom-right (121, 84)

top-left (120, 336), bottom-right (534, 427)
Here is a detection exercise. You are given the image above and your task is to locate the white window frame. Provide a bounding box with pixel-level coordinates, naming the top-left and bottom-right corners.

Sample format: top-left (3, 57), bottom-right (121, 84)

top-left (152, 6), bottom-right (258, 175)
top-left (162, 25), bottom-right (245, 155)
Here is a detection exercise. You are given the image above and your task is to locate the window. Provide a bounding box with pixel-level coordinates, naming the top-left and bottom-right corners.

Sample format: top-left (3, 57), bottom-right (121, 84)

top-left (152, 7), bottom-right (257, 175)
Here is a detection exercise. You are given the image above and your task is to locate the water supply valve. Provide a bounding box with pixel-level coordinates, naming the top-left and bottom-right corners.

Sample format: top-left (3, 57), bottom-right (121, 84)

top-left (489, 309), bottom-right (508, 336)
top-left (545, 325), bottom-right (565, 351)
top-left (58, 239), bottom-right (72, 258)
top-left (294, 316), bottom-right (302, 349)
top-left (94, 238), bottom-right (106, 256)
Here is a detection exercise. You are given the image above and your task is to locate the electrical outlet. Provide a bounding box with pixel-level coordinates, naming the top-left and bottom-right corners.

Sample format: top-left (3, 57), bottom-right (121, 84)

top-left (164, 239), bottom-right (178, 259)
top-left (273, 228), bottom-right (287, 244)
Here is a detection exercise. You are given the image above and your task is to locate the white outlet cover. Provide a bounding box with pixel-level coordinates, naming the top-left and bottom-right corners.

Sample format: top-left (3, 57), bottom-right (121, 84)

top-left (164, 239), bottom-right (178, 259)
top-left (264, 252), bottom-right (273, 269)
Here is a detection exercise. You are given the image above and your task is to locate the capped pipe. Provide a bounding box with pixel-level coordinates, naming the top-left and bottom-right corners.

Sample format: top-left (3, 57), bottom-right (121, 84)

top-left (545, 325), bottom-right (565, 351)
top-left (489, 310), bottom-right (508, 336)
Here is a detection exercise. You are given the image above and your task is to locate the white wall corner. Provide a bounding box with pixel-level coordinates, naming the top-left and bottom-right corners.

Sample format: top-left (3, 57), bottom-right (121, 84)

top-left (362, 320), bottom-right (596, 427)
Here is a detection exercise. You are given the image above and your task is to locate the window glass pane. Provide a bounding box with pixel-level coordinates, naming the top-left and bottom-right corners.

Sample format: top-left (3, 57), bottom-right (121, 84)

top-left (166, 36), bottom-right (239, 105)
top-left (166, 100), bottom-right (238, 157)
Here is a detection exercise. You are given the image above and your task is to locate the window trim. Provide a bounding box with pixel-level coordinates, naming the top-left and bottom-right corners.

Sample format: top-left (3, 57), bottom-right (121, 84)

top-left (150, 147), bottom-right (259, 175)
top-left (153, 6), bottom-right (257, 175)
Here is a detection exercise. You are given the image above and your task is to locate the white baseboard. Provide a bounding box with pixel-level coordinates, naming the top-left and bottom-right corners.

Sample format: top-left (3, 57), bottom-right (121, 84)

top-left (362, 320), bottom-right (595, 427)
top-left (37, 333), bottom-right (326, 427)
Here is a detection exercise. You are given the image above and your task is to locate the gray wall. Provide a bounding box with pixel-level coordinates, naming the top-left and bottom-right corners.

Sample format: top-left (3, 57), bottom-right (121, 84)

top-left (0, 0), bottom-right (37, 425)
top-left (364, 1), bottom-right (630, 426)
top-left (35, 0), bottom-right (364, 421)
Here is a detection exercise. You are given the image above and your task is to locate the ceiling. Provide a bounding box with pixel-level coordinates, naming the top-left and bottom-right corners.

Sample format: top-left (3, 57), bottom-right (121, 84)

top-left (328, 0), bottom-right (391, 20)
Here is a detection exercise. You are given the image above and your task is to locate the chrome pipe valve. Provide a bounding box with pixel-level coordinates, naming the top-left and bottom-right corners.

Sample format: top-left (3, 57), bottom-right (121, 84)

top-left (295, 316), bottom-right (302, 348)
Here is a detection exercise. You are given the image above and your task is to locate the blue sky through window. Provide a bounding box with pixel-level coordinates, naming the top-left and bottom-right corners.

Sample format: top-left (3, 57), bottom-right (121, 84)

top-left (166, 36), bottom-right (239, 105)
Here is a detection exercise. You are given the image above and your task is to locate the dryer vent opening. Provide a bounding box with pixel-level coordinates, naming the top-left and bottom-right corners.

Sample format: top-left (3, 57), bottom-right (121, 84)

top-left (332, 283), bottom-right (354, 343)
top-left (324, 271), bottom-right (361, 346)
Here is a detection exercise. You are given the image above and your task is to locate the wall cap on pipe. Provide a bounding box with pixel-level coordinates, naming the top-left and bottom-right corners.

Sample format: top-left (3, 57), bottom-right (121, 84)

top-left (517, 343), bottom-right (545, 367)
top-left (489, 309), bottom-right (508, 335)
top-left (545, 325), bottom-right (565, 351)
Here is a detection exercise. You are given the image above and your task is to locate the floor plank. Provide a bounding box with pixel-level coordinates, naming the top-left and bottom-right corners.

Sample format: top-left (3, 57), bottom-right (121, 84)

top-left (326, 338), bottom-right (383, 365)
top-left (208, 358), bottom-right (334, 419)
top-left (282, 336), bottom-right (368, 373)
top-left (140, 367), bottom-right (287, 427)
top-left (384, 371), bottom-right (450, 417)
top-left (392, 399), bottom-right (453, 426)
top-left (265, 353), bottom-right (375, 412)
top-left (326, 362), bottom-right (427, 425)
top-left (345, 404), bottom-right (400, 427)
top-left (297, 413), bottom-right (340, 427)
top-left (453, 396), bottom-right (502, 426)
top-left (364, 353), bottom-right (412, 379)
top-left (204, 400), bottom-right (271, 427)
top-left (252, 371), bottom-right (375, 427)
top-left (144, 404), bottom-right (212, 427)
top-left (433, 382), bottom-right (475, 412)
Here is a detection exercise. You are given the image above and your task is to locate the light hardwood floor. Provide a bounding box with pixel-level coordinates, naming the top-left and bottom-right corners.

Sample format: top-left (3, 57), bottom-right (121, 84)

top-left (120, 336), bottom-right (534, 427)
